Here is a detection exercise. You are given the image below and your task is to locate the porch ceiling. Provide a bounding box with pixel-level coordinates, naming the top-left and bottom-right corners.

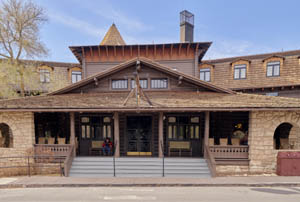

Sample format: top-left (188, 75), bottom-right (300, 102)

top-left (0, 91), bottom-right (300, 112)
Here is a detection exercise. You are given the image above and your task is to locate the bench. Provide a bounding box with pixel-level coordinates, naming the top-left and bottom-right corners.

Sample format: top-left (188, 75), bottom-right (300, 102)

top-left (168, 141), bottom-right (192, 157)
top-left (89, 140), bottom-right (104, 156)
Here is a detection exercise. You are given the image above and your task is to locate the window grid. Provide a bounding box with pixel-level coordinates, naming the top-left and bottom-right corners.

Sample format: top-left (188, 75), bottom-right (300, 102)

top-left (200, 68), bottom-right (211, 82)
top-left (150, 79), bottom-right (168, 89)
top-left (131, 79), bottom-right (148, 89)
top-left (234, 64), bottom-right (247, 79)
top-left (112, 79), bottom-right (128, 89)
top-left (71, 71), bottom-right (82, 83)
top-left (266, 61), bottom-right (280, 77)
top-left (39, 69), bottom-right (50, 83)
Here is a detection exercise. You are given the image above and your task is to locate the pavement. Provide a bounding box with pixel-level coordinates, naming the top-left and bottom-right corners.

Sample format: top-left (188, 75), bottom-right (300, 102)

top-left (1, 176), bottom-right (300, 188)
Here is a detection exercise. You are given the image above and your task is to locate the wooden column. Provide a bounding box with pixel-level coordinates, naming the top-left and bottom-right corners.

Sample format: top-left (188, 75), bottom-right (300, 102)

top-left (70, 112), bottom-right (76, 156)
top-left (114, 112), bottom-right (120, 157)
top-left (158, 112), bottom-right (164, 158)
top-left (204, 111), bottom-right (210, 147)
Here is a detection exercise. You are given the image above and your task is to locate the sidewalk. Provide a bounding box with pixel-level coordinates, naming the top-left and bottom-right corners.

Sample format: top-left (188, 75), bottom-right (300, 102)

top-left (1, 176), bottom-right (300, 188)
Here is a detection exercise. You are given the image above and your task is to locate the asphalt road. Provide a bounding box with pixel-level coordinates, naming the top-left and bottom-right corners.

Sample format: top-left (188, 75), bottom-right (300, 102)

top-left (0, 187), bottom-right (300, 202)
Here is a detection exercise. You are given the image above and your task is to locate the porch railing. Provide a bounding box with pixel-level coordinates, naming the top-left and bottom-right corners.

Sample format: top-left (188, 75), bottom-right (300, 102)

top-left (209, 145), bottom-right (249, 159)
top-left (64, 144), bottom-right (75, 177)
top-left (204, 145), bottom-right (216, 177)
top-left (34, 144), bottom-right (72, 157)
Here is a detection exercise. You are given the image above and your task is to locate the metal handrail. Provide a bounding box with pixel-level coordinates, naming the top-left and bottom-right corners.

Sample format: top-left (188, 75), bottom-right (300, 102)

top-left (160, 140), bottom-right (165, 177)
top-left (113, 140), bottom-right (118, 177)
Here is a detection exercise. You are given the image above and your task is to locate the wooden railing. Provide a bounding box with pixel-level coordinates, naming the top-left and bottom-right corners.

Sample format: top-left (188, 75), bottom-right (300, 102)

top-left (34, 144), bottom-right (72, 157)
top-left (209, 145), bottom-right (249, 159)
top-left (64, 144), bottom-right (75, 177)
top-left (204, 145), bottom-right (217, 177)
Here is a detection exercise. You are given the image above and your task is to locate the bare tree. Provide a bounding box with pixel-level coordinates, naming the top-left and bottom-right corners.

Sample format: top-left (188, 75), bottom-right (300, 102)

top-left (0, 0), bottom-right (48, 96)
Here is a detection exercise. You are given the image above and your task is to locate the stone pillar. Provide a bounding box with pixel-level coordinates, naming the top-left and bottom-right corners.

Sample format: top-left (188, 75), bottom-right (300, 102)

top-left (114, 112), bottom-right (120, 157)
top-left (158, 112), bottom-right (164, 158)
top-left (70, 112), bottom-right (76, 156)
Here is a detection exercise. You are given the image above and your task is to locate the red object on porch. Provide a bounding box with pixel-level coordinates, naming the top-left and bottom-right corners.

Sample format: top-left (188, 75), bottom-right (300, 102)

top-left (277, 152), bottom-right (300, 176)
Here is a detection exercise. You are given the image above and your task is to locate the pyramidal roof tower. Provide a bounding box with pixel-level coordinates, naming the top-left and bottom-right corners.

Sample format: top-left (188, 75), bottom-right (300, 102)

top-left (100, 23), bottom-right (126, 45)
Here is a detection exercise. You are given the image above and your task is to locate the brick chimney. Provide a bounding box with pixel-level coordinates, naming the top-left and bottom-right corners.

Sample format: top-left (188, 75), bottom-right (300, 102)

top-left (180, 10), bottom-right (194, 43)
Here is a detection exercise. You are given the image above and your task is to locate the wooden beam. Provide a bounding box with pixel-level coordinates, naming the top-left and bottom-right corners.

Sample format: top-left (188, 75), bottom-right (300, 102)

top-left (138, 45), bottom-right (140, 57)
top-left (162, 44), bottom-right (165, 56)
top-left (97, 46), bottom-right (101, 58)
top-left (195, 43), bottom-right (200, 53)
top-left (186, 43), bottom-right (191, 56)
top-left (122, 46), bottom-right (125, 57)
top-left (170, 44), bottom-right (173, 58)
top-left (146, 45), bottom-right (149, 57)
top-left (154, 44), bottom-right (157, 58)
top-left (204, 111), bottom-right (210, 147)
top-left (114, 112), bottom-right (120, 157)
top-left (89, 46), bottom-right (93, 61)
top-left (114, 46), bottom-right (117, 57)
top-left (105, 46), bottom-right (109, 57)
top-left (81, 47), bottom-right (85, 58)
top-left (179, 43), bottom-right (182, 55)
top-left (130, 46), bottom-right (133, 57)
top-left (158, 112), bottom-right (164, 158)
top-left (70, 112), bottom-right (76, 157)
top-left (94, 77), bottom-right (98, 86)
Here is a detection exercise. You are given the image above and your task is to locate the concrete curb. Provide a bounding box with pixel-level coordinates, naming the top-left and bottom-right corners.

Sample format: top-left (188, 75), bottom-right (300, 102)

top-left (1, 183), bottom-right (300, 189)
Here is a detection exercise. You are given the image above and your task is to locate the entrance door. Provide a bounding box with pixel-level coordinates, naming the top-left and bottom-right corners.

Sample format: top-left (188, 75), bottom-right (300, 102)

top-left (127, 116), bottom-right (152, 156)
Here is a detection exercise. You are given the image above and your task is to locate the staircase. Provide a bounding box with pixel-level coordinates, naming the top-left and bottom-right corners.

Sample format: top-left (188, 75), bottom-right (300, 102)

top-left (69, 157), bottom-right (211, 178)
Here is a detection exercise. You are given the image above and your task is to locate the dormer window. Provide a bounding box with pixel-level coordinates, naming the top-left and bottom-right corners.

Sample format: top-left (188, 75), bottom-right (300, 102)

top-left (234, 64), bottom-right (246, 79)
top-left (71, 71), bottom-right (82, 83)
top-left (40, 69), bottom-right (50, 83)
top-left (200, 68), bottom-right (210, 82)
top-left (266, 61), bottom-right (280, 77)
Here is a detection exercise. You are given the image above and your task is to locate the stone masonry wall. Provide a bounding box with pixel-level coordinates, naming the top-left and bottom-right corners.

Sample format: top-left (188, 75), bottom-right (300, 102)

top-left (0, 112), bottom-right (35, 176)
top-left (248, 111), bottom-right (300, 175)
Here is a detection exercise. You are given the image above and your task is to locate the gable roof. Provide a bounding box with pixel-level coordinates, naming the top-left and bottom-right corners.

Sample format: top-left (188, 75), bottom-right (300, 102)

top-left (100, 24), bottom-right (126, 46)
top-left (49, 57), bottom-right (234, 95)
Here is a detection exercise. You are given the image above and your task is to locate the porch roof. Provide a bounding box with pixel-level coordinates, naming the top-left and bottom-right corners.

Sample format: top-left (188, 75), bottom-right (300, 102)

top-left (0, 91), bottom-right (300, 112)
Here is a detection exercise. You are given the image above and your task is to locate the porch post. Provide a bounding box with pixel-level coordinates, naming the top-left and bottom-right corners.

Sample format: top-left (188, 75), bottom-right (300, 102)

top-left (204, 111), bottom-right (210, 147)
top-left (70, 112), bottom-right (76, 156)
top-left (114, 112), bottom-right (120, 157)
top-left (159, 112), bottom-right (164, 158)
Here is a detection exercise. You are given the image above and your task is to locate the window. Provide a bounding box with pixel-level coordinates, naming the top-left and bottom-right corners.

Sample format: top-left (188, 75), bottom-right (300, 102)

top-left (112, 79), bottom-right (128, 89)
top-left (150, 79), bottom-right (168, 89)
top-left (81, 116), bottom-right (112, 140)
top-left (39, 69), bottom-right (50, 83)
top-left (266, 92), bottom-right (278, 96)
top-left (267, 61), bottom-right (280, 77)
top-left (234, 64), bottom-right (247, 79)
top-left (71, 71), bottom-right (82, 83)
top-left (0, 123), bottom-right (13, 148)
top-left (200, 68), bottom-right (210, 82)
top-left (131, 79), bottom-right (148, 89)
top-left (167, 116), bottom-right (200, 140)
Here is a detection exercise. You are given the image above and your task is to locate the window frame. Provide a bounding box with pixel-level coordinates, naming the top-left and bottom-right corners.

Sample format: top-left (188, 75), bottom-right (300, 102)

top-left (111, 79), bottom-right (128, 90)
top-left (131, 78), bottom-right (148, 89)
top-left (200, 68), bottom-right (211, 82)
top-left (233, 64), bottom-right (247, 80)
top-left (150, 78), bottom-right (168, 89)
top-left (266, 61), bottom-right (280, 77)
top-left (71, 71), bottom-right (82, 83)
top-left (39, 69), bottom-right (50, 83)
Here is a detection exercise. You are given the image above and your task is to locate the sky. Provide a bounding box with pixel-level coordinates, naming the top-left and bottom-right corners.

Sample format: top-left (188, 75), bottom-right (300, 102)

top-left (28, 0), bottom-right (300, 63)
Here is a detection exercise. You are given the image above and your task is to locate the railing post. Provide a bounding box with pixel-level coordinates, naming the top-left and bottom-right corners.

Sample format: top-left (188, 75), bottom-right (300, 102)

top-left (60, 159), bottom-right (63, 177)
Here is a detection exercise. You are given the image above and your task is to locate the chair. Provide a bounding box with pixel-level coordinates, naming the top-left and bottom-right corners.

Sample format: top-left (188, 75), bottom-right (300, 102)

top-left (231, 138), bottom-right (240, 145)
top-left (219, 138), bottom-right (227, 146)
top-left (209, 138), bottom-right (214, 146)
top-left (57, 138), bottom-right (65, 145)
top-left (168, 141), bottom-right (192, 157)
top-left (47, 137), bottom-right (55, 144)
top-left (280, 138), bottom-right (289, 149)
top-left (38, 137), bottom-right (46, 144)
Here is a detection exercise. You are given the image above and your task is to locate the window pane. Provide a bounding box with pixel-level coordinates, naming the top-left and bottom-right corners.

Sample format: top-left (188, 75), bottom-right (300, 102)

top-left (173, 126), bottom-right (177, 139)
top-left (179, 126), bottom-right (184, 140)
top-left (195, 126), bottom-right (199, 139)
top-left (191, 117), bottom-right (199, 123)
top-left (234, 69), bottom-right (240, 79)
top-left (103, 117), bottom-right (111, 123)
top-left (240, 68), bottom-right (246, 78)
top-left (168, 117), bottom-right (176, 123)
top-left (151, 79), bottom-right (168, 89)
top-left (107, 125), bottom-right (111, 138)
top-left (71, 74), bottom-right (77, 83)
top-left (200, 72), bottom-right (205, 81)
top-left (190, 126), bottom-right (194, 139)
top-left (168, 126), bottom-right (172, 139)
top-left (86, 126), bottom-right (90, 138)
top-left (267, 66), bottom-right (273, 77)
top-left (131, 79), bottom-right (147, 89)
top-left (81, 117), bottom-right (89, 123)
top-left (205, 71), bottom-right (210, 81)
top-left (112, 79), bottom-right (128, 89)
top-left (81, 126), bottom-right (86, 138)
top-left (274, 65), bottom-right (280, 76)
top-left (103, 126), bottom-right (107, 138)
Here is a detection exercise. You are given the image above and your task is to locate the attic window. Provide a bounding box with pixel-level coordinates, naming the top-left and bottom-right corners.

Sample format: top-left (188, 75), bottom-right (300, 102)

top-left (151, 79), bottom-right (168, 89)
top-left (200, 68), bottom-right (210, 82)
top-left (131, 79), bottom-right (148, 89)
top-left (112, 79), bottom-right (128, 89)
top-left (39, 69), bottom-right (50, 83)
top-left (71, 71), bottom-right (82, 83)
top-left (267, 61), bottom-right (280, 77)
top-left (234, 64), bottom-right (246, 79)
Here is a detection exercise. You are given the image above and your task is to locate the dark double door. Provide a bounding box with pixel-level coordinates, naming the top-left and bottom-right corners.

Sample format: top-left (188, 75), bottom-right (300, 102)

top-left (127, 116), bottom-right (152, 155)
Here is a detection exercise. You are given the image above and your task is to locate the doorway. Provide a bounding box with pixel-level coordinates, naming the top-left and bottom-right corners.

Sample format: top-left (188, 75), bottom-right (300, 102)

top-left (127, 116), bottom-right (152, 156)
